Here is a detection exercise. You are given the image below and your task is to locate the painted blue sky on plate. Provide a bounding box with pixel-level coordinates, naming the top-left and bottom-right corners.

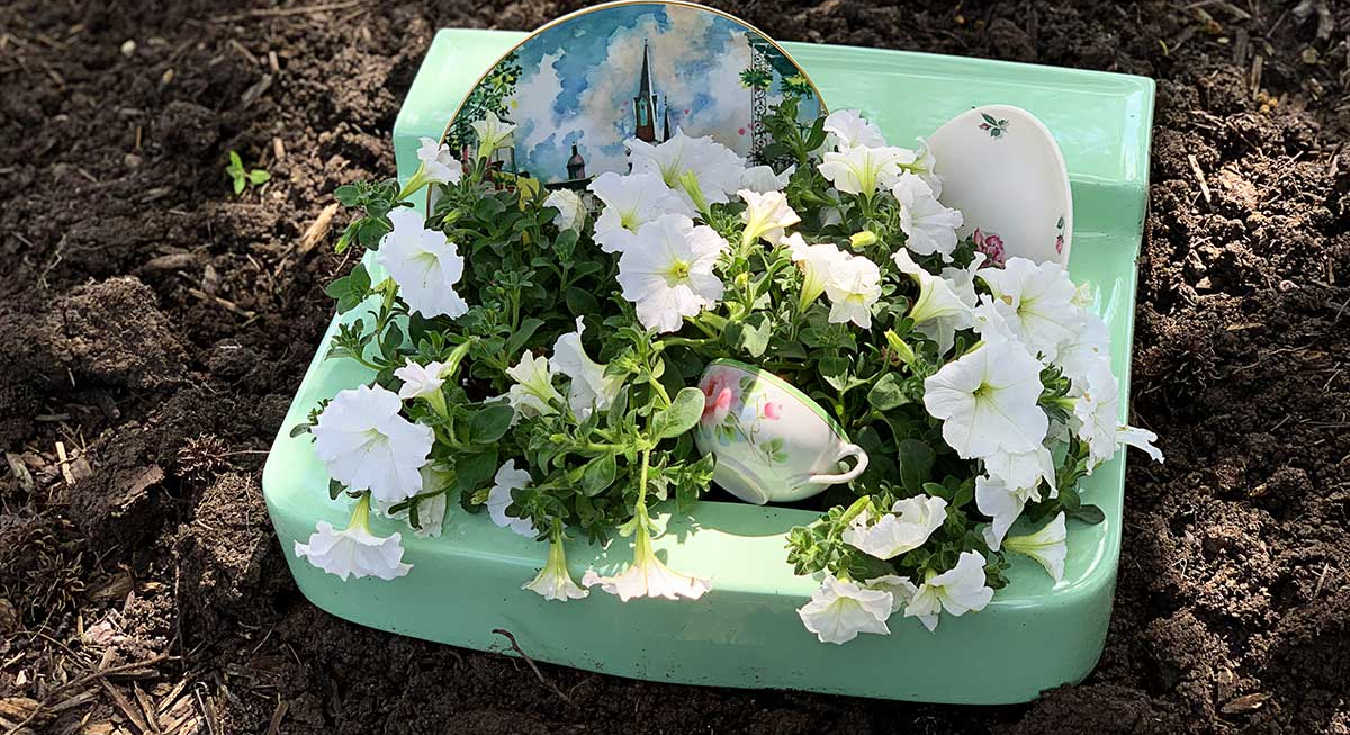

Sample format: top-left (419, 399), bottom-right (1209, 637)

top-left (490, 2), bottom-right (820, 183)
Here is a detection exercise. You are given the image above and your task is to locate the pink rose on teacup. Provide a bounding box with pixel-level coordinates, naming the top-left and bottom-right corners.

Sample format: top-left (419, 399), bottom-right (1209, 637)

top-left (700, 371), bottom-right (735, 426)
top-left (763, 401), bottom-right (783, 420)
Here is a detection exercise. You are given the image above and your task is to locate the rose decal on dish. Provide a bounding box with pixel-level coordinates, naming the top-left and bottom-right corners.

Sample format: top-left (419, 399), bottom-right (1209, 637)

top-left (973, 228), bottom-right (1006, 267)
top-left (978, 112), bottom-right (1009, 138)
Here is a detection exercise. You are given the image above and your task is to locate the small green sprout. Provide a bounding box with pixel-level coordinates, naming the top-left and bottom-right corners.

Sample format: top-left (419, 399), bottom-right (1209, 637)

top-left (225, 150), bottom-right (271, 195)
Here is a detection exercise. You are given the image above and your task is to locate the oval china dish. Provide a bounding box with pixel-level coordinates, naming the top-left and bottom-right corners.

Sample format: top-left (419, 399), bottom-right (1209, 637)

top-left (926, 104), bottom-right (1073, 265)
top-left (440, 0), bottom-right (823, 186)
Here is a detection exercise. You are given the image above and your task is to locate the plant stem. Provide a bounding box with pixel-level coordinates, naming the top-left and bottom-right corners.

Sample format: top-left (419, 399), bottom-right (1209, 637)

top-left (637, 448), bottom-right (651, 507)
top-left (652, 337), bottom-right (710, 352)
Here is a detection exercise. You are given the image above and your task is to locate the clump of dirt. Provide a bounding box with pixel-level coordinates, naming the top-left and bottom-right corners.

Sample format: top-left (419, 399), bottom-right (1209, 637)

top-left (2, 1), bottom-right (1349, 734)
top-left (174, 472), bottom-right (284, 630)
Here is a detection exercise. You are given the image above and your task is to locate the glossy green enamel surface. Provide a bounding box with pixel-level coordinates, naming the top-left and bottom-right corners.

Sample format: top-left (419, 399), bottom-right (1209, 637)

top-left (262, 28), bottom-right (1154, 704)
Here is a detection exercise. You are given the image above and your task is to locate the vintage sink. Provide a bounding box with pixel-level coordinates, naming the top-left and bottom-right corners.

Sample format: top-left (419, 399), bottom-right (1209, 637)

top-left (262, 27), bottom-right (1154, 704)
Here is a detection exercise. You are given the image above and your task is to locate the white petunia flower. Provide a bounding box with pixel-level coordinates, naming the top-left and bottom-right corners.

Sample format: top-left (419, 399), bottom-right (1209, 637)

top-left (487, 460), bottom-right (537, 537)
top-left (505, 350), bottom-right (562, 419)
top-left (975, 473), bottom-right (1045, 551)
top-left (616, 214), bottom-right (729, 333)
top-left (544, 188), bottom-right (588, 232)
top-left (824, 253), bottom-right (882, 329)
top-left (470, 111), bottom-right (515, 159)
top-left (628, 129), bottom-right (745, 208)
top-left (864, 574), bottom-right (919, 614)
top-left (588, 171), bottom-right (691, 253)
top-left (1055, 311), bottom-right (1111, 387)
top-left (1073, 360), bottom-right (1164, 469)
top-left (738, 189), bottom-right (800, 247)
top-left (923, 340), bottom-right (1048, 459)
top-left (893, 172), bottom-right (963, 259)
top-left (582, 506), bottom-right (710, 601)
top-left (823, 108), bottom-right (887, 150)
top-left (294, 496), bottom-right (411, 581)
top-left (908, 137), bottom-right (943, 198)
top-left (523, 533), bottom-right (589, 601)
top-left (979, 257), bottom-right (1085, 362)
top-left (377, 207), bottom-right (470, 319)
top-left (552, 316), bottom-right (623, 421)
top-left (984, 443), bottom-right (1057, 497)
top-left (903, 551), bottom-right (994, 631)
top-left (971, 297), bottom-right (1019, 345)
top-left (1004, 512), bottom-right (1068, 582)
top-left (739, 164), bottom-right (795, 193)
top-left (415, 137), bottom-right (463, 186)
top-left (892, 248), bottom-right (974, 353)
top-left (394, 359), bottom-right (447, 401)
top-left (313, 384), bottom-right (433, 504)
top-left (797, 574), bottom-right (893, 644)
top-left (843, 494), bottom-right (948, 559)
top-left (818, 145), bottom-right (906, 198)
top-left (787, 233), bottom-right (849, 311)
top-left (940, 251), bottom-right (985, 309)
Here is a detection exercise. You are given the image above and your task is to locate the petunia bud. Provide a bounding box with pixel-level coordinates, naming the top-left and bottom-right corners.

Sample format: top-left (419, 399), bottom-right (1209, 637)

top-left (850, 230), bottom-right (878, 249)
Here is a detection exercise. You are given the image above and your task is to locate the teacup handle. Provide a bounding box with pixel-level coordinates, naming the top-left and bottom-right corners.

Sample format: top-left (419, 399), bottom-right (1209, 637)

top-left (808, 444), bottom-right (869, 485)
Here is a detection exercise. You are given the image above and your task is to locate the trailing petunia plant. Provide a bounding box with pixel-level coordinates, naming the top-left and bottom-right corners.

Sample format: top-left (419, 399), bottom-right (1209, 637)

top-left (296, 97), bottom-right (1163, 643)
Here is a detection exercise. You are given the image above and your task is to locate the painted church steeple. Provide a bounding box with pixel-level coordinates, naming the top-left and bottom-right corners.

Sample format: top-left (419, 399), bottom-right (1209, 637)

top-left (633, 42), bottom-right (659, 142)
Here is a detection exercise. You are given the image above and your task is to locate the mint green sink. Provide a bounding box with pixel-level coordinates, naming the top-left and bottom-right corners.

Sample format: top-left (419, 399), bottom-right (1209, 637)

top-left (262, 28), bottom-right (1154, 704)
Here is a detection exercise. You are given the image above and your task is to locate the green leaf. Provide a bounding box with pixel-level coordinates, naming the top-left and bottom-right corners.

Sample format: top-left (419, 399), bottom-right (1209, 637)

top-left (1067, 503), bottom-right (1105, 525)
top-left (232, 176), bottom-right (245, 195)
top-left (228, 150), bottom-right (243, 171)
top-left (474, 196), bottom-right (507, 221)
top-left (649, 387), bottom-right (705, 440)
top-left (565, 286), bottom-right (599, 316)
top-left (248, 169), bottom-right (271, 185)
top-left (897, 439), bottom-right (936, 493)
top-left (818, 354), bottom-right (848, 378)
top-left (724, 313), bottom-right (773, 358)
top-left (606, 386), bottom-right (630, 428)
top-left (866, 372), bottom-right (907, 411)
top-left (581, 454), bottom-right (617, 496)
top-left (324, 263), bottom-right (371, 313)
top-left (334, 184), bottom-right (360, 206)
top-left (553, 228), bottom-right (579, 262)
top-left (355, 217), bottom-right (391, 247)
top-left (469, 403), bottom-right (514, 443)
top-left (505, 318), bottom-right (543, 357)
top-left (951, 481), bottom-right (974, 509)
top-left (379, 322), bottom-right (404, 354)
top-left (455, 450), bottom-right (499, 494)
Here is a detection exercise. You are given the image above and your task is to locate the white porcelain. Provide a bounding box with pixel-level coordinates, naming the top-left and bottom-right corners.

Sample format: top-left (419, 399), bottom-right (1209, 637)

top-left (926, 104), bottom-right (1072, 265)
top-left (694, 359), bottom-right (868, 505)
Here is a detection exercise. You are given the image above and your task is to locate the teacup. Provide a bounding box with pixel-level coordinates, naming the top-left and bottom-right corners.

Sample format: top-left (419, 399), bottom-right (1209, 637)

top-left (693, 359), bottom-right (868, 505)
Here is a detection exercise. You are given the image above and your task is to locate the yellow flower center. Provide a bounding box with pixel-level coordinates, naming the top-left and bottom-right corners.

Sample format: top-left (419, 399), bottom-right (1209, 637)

top-left (665, 259), bottom-right (691, 284)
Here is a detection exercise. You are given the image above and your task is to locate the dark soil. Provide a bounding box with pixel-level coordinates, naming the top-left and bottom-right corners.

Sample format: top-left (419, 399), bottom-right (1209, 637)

top-left (3, 1), bottom-right (1349, 733)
